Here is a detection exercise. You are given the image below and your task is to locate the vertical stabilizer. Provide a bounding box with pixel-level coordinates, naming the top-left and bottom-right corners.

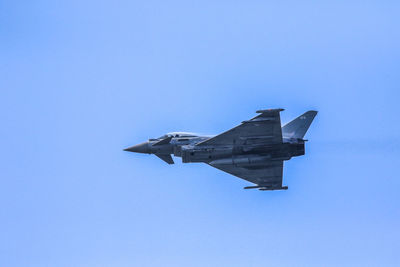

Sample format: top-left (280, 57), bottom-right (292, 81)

top-left (282, 111), bottom-right (317, 139)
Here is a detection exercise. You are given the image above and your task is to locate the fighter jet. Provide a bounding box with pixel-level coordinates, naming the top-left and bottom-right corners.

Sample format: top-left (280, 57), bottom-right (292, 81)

top-left (124, 109), bottom-right (317, 191)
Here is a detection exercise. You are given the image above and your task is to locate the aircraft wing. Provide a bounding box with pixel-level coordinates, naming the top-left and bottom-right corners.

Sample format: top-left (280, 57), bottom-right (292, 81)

top-left (197, 109), bottom-right (284, 146)
top-left (209, 160), bottom-right (285, 190)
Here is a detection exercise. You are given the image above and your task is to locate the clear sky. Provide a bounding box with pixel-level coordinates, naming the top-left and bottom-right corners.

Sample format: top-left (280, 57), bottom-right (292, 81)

top-left (1, 1), bottom-right (400, 266)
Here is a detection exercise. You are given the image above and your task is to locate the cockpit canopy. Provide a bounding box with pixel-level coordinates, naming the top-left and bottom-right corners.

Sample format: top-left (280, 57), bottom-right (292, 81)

top-left (157, 132), bottom-right (198, 139)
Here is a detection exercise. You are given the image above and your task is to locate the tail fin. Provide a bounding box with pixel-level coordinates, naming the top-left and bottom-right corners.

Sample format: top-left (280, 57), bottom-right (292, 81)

top-left (282, 111), bottom-right (317, 139)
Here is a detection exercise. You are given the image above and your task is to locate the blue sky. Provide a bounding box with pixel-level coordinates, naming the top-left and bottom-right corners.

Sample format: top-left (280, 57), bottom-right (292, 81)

top-left (1, 1), bottom-right (400, 266)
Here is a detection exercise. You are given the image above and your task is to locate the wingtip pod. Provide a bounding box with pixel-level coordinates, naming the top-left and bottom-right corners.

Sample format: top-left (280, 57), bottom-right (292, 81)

top-left (244, 185), bottom-right (288, 191)
top-left (256, 108), bottom-right (284, 114)
top-left (259, 186), bottom-right (288, 191)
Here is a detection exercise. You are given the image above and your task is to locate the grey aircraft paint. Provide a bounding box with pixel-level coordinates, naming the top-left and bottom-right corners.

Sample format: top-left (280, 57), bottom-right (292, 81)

top-left (124, 109), bottom-right (317, 191)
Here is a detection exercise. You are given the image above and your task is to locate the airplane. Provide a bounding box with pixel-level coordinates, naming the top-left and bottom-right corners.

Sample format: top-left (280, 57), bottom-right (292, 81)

top-left (124, 109), bottom-right (317, 191)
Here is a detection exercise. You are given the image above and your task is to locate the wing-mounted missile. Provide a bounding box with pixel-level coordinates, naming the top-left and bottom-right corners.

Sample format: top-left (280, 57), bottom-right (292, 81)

top-left (152, 136), bottom-right (173, 146)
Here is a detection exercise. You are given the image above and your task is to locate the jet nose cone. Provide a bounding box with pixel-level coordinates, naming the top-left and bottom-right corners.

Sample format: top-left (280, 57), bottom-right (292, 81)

top-left (124, 142), bottom-right (150, 154)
